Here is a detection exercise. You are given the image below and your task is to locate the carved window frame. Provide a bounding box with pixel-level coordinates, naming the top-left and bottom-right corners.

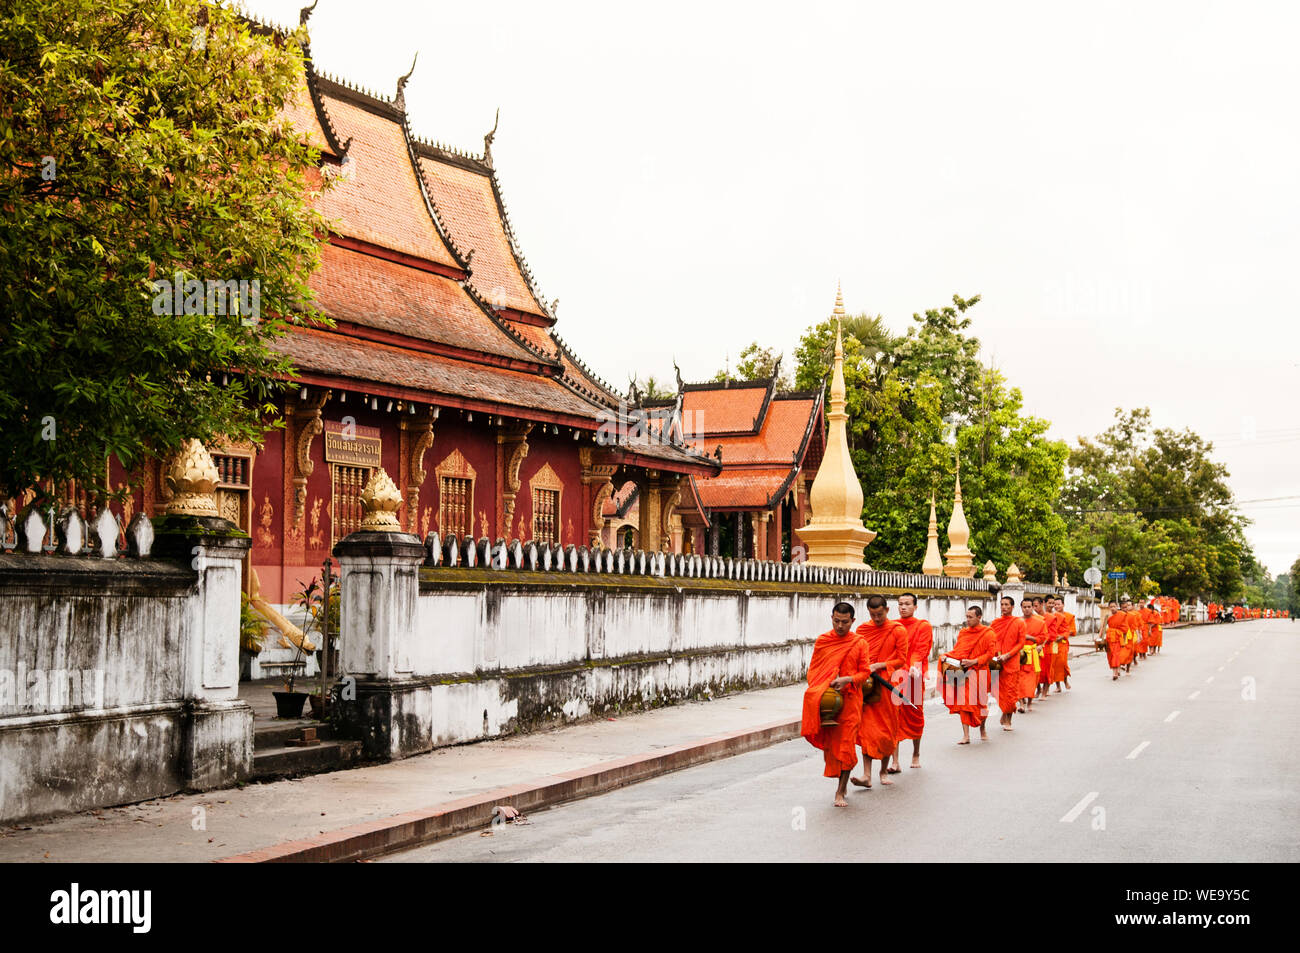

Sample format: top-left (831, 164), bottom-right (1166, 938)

top-left (529, 462), bottom-right (564, 545)
top-left (435, 449), bottom-right (477, 540)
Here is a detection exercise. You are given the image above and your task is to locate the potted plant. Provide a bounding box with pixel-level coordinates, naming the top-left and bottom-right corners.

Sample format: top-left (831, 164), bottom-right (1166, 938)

top-left (272, 577), bottom-right (324, 719)
top-left (239, 592), bottom-right (267, 681)
top-left (307, 579), bottom-right (341, 719)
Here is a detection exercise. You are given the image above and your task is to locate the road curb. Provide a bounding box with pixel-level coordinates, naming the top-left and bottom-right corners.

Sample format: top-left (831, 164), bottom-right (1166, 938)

top-left (215, 717), bottom-right (801, 863)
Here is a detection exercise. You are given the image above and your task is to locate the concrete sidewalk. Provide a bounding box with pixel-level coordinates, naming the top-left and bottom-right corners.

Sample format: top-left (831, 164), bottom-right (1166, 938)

top-left (0, 684), bottom-right (805, 863)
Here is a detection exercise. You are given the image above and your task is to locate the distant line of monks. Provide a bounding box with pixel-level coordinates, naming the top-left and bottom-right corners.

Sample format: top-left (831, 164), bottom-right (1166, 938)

top-left (1206, 602), bottom-right (1289, 621)
top-left (802, 591), bottom-right (1137, 807)
top-left (1101, 596), bottom-right (1176, 680)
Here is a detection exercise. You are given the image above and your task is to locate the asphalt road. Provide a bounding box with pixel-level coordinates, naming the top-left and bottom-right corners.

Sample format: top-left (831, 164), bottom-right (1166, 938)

top-left (383, 621), bottom-right (1299, 862)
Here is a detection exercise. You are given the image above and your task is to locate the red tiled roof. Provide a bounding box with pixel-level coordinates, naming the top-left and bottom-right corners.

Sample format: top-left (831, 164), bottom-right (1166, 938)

top-left (313, 88), bottom-right (459, 269)
top-left (686, 393), bottom-right (823, 511)
top-left (693, 468), bottom-right (793, 510)
top-left (276, 329), bottom-right (721, 477)
top-left (416, 154), bottom-right (547, 319)
top-left (681, 383), bottom-right (769, 435)
top-left (276, 327), bottom-right (604, 421)
top-left (687, 396), bottom-right (818, 466)
top-left (309, 243), bottom-right (541, 365)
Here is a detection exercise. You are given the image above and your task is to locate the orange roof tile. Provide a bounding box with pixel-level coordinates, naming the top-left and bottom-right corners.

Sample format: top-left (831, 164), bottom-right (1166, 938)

top-left (686, 393), bottom-right (823, 511)
top-left (309, 243), bottom-right (540, 364)
top-left (277, 327), bottom-right (605, 421)
top-left (693, 468), bottom-right (794, 510)
top-left (689, 396), bottom-right (819, 466)
top-left (416, 153), bottom-right (547, 318)
top-left (313, 86), bottom-right (458, 269)
top-left (681, 383), bottom-right (769, 435)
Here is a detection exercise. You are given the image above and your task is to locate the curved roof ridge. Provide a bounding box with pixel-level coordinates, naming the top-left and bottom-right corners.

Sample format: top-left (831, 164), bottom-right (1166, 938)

top-left (485, 164), bottom-right (554, 319)
top-left (316, 71), bottom-right (397, 112)
top-left (550, 330), bottom-right (624, 405)
top-left (300, 48), bottom-right (346, 158)
top-left (392, 107), bottom-right (474, 274)
top-left (411, 134), bottom-right (491, 170)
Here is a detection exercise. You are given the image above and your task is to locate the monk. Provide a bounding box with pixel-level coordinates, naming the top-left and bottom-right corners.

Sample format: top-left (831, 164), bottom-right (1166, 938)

top-left (890, 592), bottom-right (932, 771)
top-left (940, 606), bottom-right (996, 744)
top-left (990, 596), bottom-right (1026, 731)
top-left (1143, 602), bottom-right (1162, 656)
top-left (1038, 596), bottom-right (1059, 699)
top-left (801, 602), bottom-right (871, 807)
top-left (1019, 598), bottom-right (1046, 712)
top-left (1121, 598), bottom-right (1139, 671)
top-left (1105, 601), bottom-right (1126, 679)
top-left (852, 595), bottom-right (908, 789)
top-left (1134, 599), bottom-right (1149, 660)
top-left (1051, 595), bottom-right (1074, 691)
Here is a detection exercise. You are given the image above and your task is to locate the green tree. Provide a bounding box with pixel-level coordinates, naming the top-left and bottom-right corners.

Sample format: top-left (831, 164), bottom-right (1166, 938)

top-left (714, 341), bottom-right (792, 387)
top-left (0, 0), bottom-right (326, 502)
top-left (1061, 408), bottom-right (1251, 601)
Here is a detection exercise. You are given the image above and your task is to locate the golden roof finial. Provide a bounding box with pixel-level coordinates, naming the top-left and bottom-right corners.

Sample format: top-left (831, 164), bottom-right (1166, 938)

top-left (833, 280), bottom-right (845, 318)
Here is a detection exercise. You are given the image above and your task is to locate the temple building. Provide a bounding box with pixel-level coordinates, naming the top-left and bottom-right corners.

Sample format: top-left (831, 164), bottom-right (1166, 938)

top-left (622, 368), bottom-right (826, 560)
top-left (93, 29), bottom-right (719, 614)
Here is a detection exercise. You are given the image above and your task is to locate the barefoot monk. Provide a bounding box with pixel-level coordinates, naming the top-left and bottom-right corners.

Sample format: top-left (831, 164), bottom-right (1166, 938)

top-left (801, 602), bottom-right (871, 807)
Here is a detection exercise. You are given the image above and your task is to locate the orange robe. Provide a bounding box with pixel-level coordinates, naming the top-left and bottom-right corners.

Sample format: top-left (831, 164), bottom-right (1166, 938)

top-left (989, 615), bottom-right (1026, 714)
top-left (897, 616), bottom-right (933, 741)
top-left (1106, 611), bottom-right (1127, 668)
top-left (1020, 614), bottom-right (1046, 698)
top-left (940, 624), bottom-right (996, 727)
top-left (1053, 611), bottom-right (1075, 681)
top-left (1143, 607), bottom-right (1161, 648)
top-left (802, 631), bottom-right (871, 777)
top-left (856, 620), bottom-right (907, 760)
top-left (1040, 612), bottom-right (1061, 686)
top-left (1136, 610), bottom-right (1149, 654)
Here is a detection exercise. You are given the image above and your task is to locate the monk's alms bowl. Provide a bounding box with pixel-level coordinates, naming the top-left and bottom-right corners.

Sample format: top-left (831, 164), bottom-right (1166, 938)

top-left (819, 686), bottom-right (844, 727)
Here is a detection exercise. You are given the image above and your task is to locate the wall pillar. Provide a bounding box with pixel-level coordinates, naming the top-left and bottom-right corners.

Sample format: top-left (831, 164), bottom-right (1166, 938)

top-left (332, 529), bottom-right (428, 760)
top-left (154, 520), bottom-right (254, 790)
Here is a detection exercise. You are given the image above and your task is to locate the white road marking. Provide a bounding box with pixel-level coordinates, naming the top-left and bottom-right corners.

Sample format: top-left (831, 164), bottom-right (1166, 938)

top-left (1164, 710), bottom-right (1181, 723)
top-left (1218, 666), bottom-right (1225, 672)
top-left (1188, 690), bottom-right (1200, 700)
top-left (1206, 676), bottom-right (1215, 684)
top-left (1126, 741), bottom-right (1151, 760)
top-left (1060, 791), bottom-right (1099, 823)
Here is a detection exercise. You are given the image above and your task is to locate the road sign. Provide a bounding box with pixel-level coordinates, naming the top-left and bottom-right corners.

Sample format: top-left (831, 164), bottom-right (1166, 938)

top-left (1083, 567), bottom-right (1103, 586)
top-left (1107, 571), bottom-right (1127, 579)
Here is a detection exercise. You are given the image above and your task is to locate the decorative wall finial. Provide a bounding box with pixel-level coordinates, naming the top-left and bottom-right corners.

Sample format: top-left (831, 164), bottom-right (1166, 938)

top-left (164, 440), bottom-right (220, 518)
top-left (359, 468), bottom-right (403, 532)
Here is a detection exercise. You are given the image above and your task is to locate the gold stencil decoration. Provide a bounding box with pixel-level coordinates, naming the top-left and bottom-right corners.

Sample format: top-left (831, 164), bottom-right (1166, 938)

top-left (165, 439), bottom-right (220, 517)
top-left (359, 468), bottom-right (403, 532)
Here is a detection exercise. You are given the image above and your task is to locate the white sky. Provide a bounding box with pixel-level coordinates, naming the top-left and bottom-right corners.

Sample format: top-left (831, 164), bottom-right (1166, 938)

top-left (245, 0), bottom-right (1300, 578)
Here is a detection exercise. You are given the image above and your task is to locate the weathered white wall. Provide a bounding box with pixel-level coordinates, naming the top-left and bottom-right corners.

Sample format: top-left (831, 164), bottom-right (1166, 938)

top-left (0, 538), bottom-right (253, 825)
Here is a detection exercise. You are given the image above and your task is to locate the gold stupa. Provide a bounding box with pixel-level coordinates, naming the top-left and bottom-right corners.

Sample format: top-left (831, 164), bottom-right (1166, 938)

top-left (794, 284), bottom-right (876, 569)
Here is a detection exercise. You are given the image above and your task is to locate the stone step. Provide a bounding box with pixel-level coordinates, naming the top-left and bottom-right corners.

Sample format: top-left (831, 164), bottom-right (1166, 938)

top-left (253, 718), bottom-right (337, 751)
top-left (252, 739), bottom-right (364, 781)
